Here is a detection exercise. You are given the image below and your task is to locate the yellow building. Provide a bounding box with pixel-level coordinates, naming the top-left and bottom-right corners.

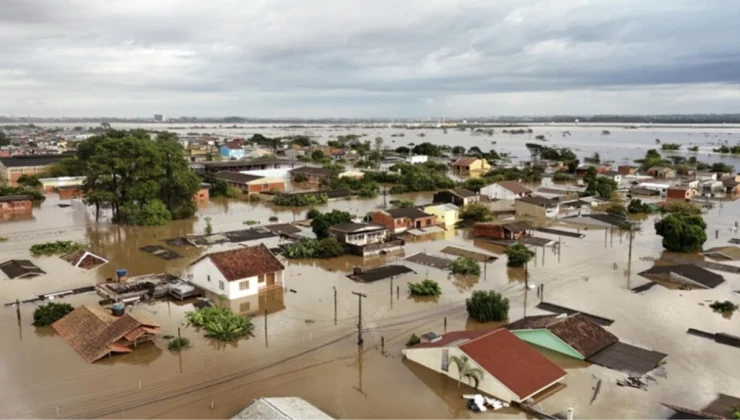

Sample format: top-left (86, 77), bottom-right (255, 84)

top-left (452, 157), bottom-right (491, 174)
top-left (423, 203), bottom-right (460, 229)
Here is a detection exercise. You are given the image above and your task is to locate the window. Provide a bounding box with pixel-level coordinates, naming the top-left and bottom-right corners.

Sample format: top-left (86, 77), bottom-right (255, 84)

top-left (240, 280), bottom-right (249, 290)
top-left (258, 275), bottom-right (265, 283)
top-left (219, 281), bottom-right (225, 290)
top-left (441, 349), bottom-right (449, 371)
top-left (239, 302), bottom-right (250, 313)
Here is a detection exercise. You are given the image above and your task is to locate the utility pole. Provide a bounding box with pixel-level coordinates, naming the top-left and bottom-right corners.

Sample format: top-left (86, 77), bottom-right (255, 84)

top-left (627, 227), bottom-right (634, 289)
top-left (333, 286), bottom-right (337, 325)
top-left (352, 292), bottom-right (367, 345)
top-left (558, 236), bottom-right (562, 263)
top-left (264, 310), bottom-right (268, 347)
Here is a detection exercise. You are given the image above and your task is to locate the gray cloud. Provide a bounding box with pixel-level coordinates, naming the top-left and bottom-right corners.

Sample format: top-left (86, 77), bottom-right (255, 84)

top-left (1, 0), bottom-right (740, 117)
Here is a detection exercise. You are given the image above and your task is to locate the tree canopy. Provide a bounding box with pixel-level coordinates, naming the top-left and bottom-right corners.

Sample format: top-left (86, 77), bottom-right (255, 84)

top-left (0, 131), bottom-right (9, 146)
top-left (505, 243), bottom-right (534, 267)
top-left (466, 290), bottom-right (510, 322)
top-left (75, 130), bottom-right (201, 225)
top-left (310, 210), bottom-right (353, 239)
top-left (654, 213), bottom-right (707, 253)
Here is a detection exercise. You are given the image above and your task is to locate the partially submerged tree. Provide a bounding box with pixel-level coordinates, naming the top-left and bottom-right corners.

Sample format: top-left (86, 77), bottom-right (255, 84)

top-left (310, 210), bottom-right (353, 239)
top-left (408, 279), bottom-right (442, 297)
top-left (505, 243), bottom-right (534, 268)
top-left (466, 290), bottom-right (510, 322)
top-left (654, 213), bottom-right (707, 253)
top-left (33, 302), bottom-right (74, 326)
top-left (459, 203), bottom-right (492, 222)
top-left (450, 256), bottom-right (481, 276)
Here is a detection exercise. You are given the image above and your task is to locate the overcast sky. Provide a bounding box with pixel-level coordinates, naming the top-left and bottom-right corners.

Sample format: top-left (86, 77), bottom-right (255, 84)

top-left (2, 0), bottom-right (740, 118)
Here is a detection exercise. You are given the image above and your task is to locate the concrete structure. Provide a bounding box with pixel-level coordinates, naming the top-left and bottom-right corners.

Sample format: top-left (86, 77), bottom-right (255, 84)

top-left (700, 180), bottom-right (724, 195)
top-left (203, 158), bottom-right (295, 174)
top-left (402, 328), bottom-right (567, 403)
top-left (473, 221), bottom-right (532, 240)
top-left (666, 186), bottom-right (698, 200)
top-left (432, 188), bottom-right (479, 206)
top-left (647, 166), bottom-right (676, 179)
top-left (213, 172), bottom-right (285, 194)
top-left (0, 154), bottom-right (69, 185)
top-left (289, 166), bottom-right (334, 184)
top-left (452, 157), bottom-right (490, 174)
top-left (0, 195), bottom-right (32, 214)
top-left (232, 398), bottom-right (333, 420)
top-left (38, 176), bottom-right (85, 192)
top-left (189, 244), bottom-right (285, 300)
top-left (515, 196), bottom-right (560, 218)
top-left (220, 143), bottom-right (246, 160)
top-left (480, 181), bottom-right (532, 200)
top-left (371, 208), bottom-right (436, 234)
top-left (423, 203), bottom-right (459, 229)
top-left (575, 164), bottom-right (611, 176)
top-left (637, 182), bottom-right (671, 196)
top-left (338, 170), bottom-right (364, 179)
top-left (329, 223), bottom-right (388, 246)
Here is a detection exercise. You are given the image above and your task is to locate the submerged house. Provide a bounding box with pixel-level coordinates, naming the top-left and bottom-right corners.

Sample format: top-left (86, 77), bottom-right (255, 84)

top-left (60, 249), bottom-right (108, 270)
top-left (473, 221), bottom-right (532, 240)
top-left (452, 157), bottom-right (490, 174)
top-left (52, 305), bottom-right (161, 363)
top-left (329, 223), bottom-right (404, 257)
top-left (189, 244), bottom-right (286, 299)
top-left (432, 188), bottom-right (479, 207)
top-left (0, 259), bottom-right (45, 279)
top-left (371, 208), bottom-right (437, 234)
top-left (480, 181), bottom-right (532, 200)
top-left (402, 328), bottom-right (566, 403)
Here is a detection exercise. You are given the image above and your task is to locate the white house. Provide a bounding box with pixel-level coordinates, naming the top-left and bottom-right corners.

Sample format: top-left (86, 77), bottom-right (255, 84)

top-left (637, 182), bottom-right (671, 196)
top-left (405, 155), bottom-right (428, 164)
top-left (480, 181), bottom-right (532, 200)
top-left (188, 244), bottom-right (285, 300)
top-left (402, 328), bottom-right (567, 403)
top-left (328, 223), bottom-right (388, 246)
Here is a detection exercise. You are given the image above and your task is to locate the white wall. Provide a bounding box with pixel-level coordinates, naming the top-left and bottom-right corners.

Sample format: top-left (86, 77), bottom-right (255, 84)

top-left (481, 184), bottom-right (518, 200)
top-left (405, 155), bottom-right (428, 164)
top-left (403, 346), bottom-right (519, 402)
top-left (189, 258), bottom-right (284, 300)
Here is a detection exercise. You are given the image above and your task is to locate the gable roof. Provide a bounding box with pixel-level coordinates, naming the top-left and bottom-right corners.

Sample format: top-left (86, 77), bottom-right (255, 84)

top-left (222, 143), bottom-right (243, 150)
top-left (52, 306), bottom-right (160, 363)
top-left (460, 329), bottom-right (567, 400)
top-left (0, 154), bottom-right (67, 168)
top-left (192, 243), bottom-right (285, 281)
top-left (384, 207), bottom-right (432, 219)
top-left (518, 196), bottom-right (559, 207)
top-left (453, 157), bottom-right (478, 166)
top-left (60, 250), bottom-right (108, 270)
top-left (0, 194), bottom-right (33, 203)
top-left (328, 223), bottom-right (387, 234)
top-left (639, 264), bottom-right (725, 289)
top-left (450, 188), bottom-right (477, 198)
top-left (508, 313), bottom-right (618, 358)
top-left (213, 171), bottom-right (265, 184)
top-left (233, 397), bottom-right (334, 420)
top-left (0, 259), bottom-right (45, 279)
top-left (496, 181), bottom-right (532, 195)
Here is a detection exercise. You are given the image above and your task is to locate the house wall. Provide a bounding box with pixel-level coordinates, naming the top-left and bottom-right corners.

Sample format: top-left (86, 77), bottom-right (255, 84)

top-left (618, 166), bottom-right (638, 175)
top-left (0, 199), bottom-right (32, 213)
top-left (189, 258), bottom-right (285, 299)
top-left (666, 188), bottom-right (692, 199)
top-left (220, 146), bottom-right (245, 160)
top-left (247, 179), bottom-right (285, 193)
top-left (58, 187), bottom-right (84, 200)
top-left (480, 184), bottom-right (519, 200)
top-left (2, 165), bottom-right (55, 186)
top-left (406, 155), bottom-right (428, 164)
top-left (402, 346), bottom-right (519, 402)
top-left (333, 229), bottom-right (387, 246)
top-left (511, 330), bottom-right (584, 360)
top-left (515, 201), bottom-right (559, 218)
top-left (424, 206), bottom-right (459, 229)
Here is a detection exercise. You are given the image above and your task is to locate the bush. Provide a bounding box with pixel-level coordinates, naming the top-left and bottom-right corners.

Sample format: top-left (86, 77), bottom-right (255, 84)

top-left (0, 185), bottom-right (45, 201)
top-left (306, 208), bottom-right (321, 219)
top-left (30, 240), bottom-right (84, 256)
top-left (606, 203), bottom-right (627, 217)
top-left (269, 216), bottom-right (279, 222)
top-left (709, 301), bottom-right (738, 313)
top-left (292, 173), bottom-right (308, 183)
top-left (505, 243), bottom-right (534, 268)
top-left (460, 203), bottom-right (492, 222)
top-left (33, 302), bottom-right (74, 326)
top-left (628, 199), bottom-right (654, 214)
top-left (450, 256), bottom-right (481, 276)
top-left (406, 333), bottom-right (421, 347)
top-left (243, 220), bottom-right (259, 225)
top-left (552, 171), bottom-right (572, 181)
top-left (466, 291), bottom-right (510, 322)
top-left (0, 236), bottom-right (8, 242)
top-left (315, 237), bottom-right (346, 258)
top-left (167, 337), bottom-right (191, 351)
top-left (118, 199), bottom-right (172, 226)
top-left (17, 174), bottom-right (41, 187)
top-left (185, 306), bottom-right (254, 341)
top-left (283, 237), bottom-right (345, 259)
top-left (248, 194), bottom-right (261, 202)
top-left (408, 279), bottom-right (442, 297)
top-left (310, 210), bottom-right (353, 238)
top-left (655, 213), bottom-right (707, 253)
top-left (273, 193), bottom-right (328, 206)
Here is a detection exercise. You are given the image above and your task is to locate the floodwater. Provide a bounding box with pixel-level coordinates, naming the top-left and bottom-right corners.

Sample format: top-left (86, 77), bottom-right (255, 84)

top-left (1, 125), bottom-right (740, 419)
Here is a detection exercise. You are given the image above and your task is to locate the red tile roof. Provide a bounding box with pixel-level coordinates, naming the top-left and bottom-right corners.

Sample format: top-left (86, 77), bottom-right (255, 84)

top-left (460, 329), bottom-right (567, 400)
top-left (194, 244), bottom-right (285, 282)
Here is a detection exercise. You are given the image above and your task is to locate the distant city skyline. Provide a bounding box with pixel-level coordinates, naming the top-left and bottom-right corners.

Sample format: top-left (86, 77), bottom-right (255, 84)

top-left (2, 0), bottom-right (740, 118)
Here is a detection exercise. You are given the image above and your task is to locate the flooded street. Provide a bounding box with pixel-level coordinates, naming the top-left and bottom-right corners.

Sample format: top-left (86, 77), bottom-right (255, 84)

top-left (1, 125), bottom-right (740, 419)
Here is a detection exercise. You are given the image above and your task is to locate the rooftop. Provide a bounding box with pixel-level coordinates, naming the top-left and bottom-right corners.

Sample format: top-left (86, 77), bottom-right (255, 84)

top-left (507, 313), bottom-right (618, 358)
top-left (384, 207), bottom-right (432, 219)
top-left (0, 259), bottom-right (45, 279)
top-left (449, 188), bottom-right (477, 198)
top-left (496, 180), bottom-right (532, 195)
top-left (232, 397), bottom-right (333, 420)
top-left (289, 166), bottom-right (335, 177)
top-left (639, 264), bottom-right (725, 289)
top-left (453, 157), bottom-right (478, 166)
top-left (191, 244), bottom-right (285, 281)
top-left (0, 154), bottom-right (68, 168)
top-left (329, 223), bottom-right (387, 234)
top-left (518, 195), bottom-right (559, 207)
top-left (460, 329), bottom-right (567, 400)
top-left (213, 171), bottom-right (265, 184)
top-left (0, 194), bottom-right (33, 203)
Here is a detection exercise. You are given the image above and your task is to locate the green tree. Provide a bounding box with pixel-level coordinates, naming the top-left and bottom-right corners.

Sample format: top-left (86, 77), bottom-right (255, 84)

top-left (310, 210), bottom-right (353, 239)
top-left (584, 176), bottom-right (618, 199)
top-left (311, 150), bottom-right (325, 161)
top-left (16, 175), bottom-right (41, 188)
top-left (0, 131), bottom-right (9, 146)
top-left (505, 243), bottom-right (534, 267)
top-left (394, 200), bottom-right (416, 208)
top-left (306, 208), bottom-right (321, 219)
top-left (654, 213), bottom-right (707, 252)
top-left (466, 290), bottom-right (510, 322)
top-left (606, 203), bottom-right (627, 217)
top-left (710, 162), bottom-right (734, 173)
top-left (450, 256), bottom-right (481, 276)
top-left (461, 178), bottom-right (487, 192)
top-left (459, 203), bottom-right (492, 222)
top-left (627, 199), bottom-right (654, 214)
top-left (452, 145), bottom-right (466, 155)
top-left (406, 333), bottom-right (421, 347)
top-left (408, 279), bottom-right (442, 297)
top-left (33, 302), bottom-right (74, 326)
top-left (204, 217), bottom-right (213, 235)
top-left (395, 146), bottom-right (410, 155)
top-left (449, 355), bottom-right (484, 389)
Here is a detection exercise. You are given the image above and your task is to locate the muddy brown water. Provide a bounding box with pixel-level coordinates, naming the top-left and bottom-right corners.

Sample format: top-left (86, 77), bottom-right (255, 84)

top-left (1, 191), bottom-right (740, 418)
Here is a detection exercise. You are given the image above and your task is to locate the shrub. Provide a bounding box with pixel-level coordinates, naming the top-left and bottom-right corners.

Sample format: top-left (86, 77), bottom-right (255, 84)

top-left (459, 203), bottom-right (492, 222)
top-left (627, 199), bottom-right (654, 214)
top-left (17, 174), bottom-right (41, 187)
top-left (505, 243), bottom-right (534, 268)
top-left (185, 306), bottom-right (254, 342)
top-left (466, 291), bottom-right (510, 322)
top-left (655, 213), bottom-right (707, 253)
top-left (33, 302), bottom-right (74, 326)
top-left (450, 256), bottom-right (481, 276)
top-left (118, 199), bottom-right (172, 226)
top-left (162, 334), bottom-right (175, 340)
top-left (273, 193), bottom-right (328, 206)
top-left (243, 220), bottom-right (259, 225)
top-left (0, 236), bottom-right (8, 242)
top-left (552, 171), bottom-right (572, 181)
top-left (292, 173), bottom-right (308, 183)
top-left (167, 337), bottom-right (191, 351)
top-left (30, 240), bottom-right (84, 256)
top-left (306, 208), bottom-right (321, 219)
top-left (283, 237), bottom-right (345, 259)
top-left (408, 279), bottom-right (442, 297)
top-left (406, 333), bottom-right (421, 347)
top-left (248, 194), bottom-right (261, 202)
top-left (310, 210), bottom-right (353, 238)
top-left (606, 203), bottom-right (627, 217)
top-left (709, 301), bottom-right (738, 313)
top-left (269, 216), bottom-right (279, 222)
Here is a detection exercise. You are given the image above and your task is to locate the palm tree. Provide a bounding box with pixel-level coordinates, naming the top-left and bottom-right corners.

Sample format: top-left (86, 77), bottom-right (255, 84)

top-left (619, 221), bottom-right (642, 288)
top-left (449, 355), bottom-right (484, 389)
